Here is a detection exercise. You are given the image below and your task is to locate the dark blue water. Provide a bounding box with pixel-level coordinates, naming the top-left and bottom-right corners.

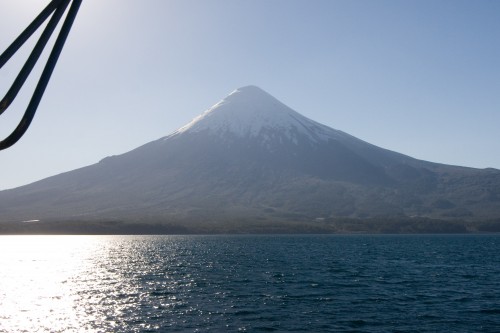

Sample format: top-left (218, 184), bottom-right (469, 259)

top-left (1, 235), bottom-right (499, 332)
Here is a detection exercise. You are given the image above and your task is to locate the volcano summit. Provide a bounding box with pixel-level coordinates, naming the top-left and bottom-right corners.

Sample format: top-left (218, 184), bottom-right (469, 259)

top-left (1, 86), bottom-right (500, 233)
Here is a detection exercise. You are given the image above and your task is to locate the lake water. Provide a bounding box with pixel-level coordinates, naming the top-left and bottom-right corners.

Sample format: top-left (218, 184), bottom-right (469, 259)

top-left (0, 234), bottom-right (499, 332)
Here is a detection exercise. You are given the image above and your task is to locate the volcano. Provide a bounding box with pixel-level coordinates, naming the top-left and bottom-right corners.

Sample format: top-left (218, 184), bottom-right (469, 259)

top-left (1, 86), bottom-right (500, 233)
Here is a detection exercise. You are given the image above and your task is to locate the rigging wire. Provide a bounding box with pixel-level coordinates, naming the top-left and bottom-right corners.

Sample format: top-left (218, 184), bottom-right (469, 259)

top-left (0, 0), bottom-right (82, 150)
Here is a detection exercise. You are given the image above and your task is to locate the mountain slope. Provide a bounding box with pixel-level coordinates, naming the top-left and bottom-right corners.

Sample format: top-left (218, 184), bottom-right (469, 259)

top-left (1, 86), bottom-right (500, 232)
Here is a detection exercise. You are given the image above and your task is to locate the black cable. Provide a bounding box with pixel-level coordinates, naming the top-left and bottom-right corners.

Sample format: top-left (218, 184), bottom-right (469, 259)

top-left (0, 0), bottom-right (70, 115)
top-left (0, 0), bottom-right (65, 68)
top-left (0, 0), bottom-right (82, 151)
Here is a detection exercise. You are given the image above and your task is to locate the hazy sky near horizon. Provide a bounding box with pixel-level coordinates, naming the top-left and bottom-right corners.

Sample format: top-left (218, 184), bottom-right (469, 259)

top-left (1, 0), bottom-right (499, 190)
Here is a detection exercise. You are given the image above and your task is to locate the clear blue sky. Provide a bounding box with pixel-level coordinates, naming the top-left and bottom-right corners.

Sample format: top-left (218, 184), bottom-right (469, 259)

top-left (1, 0), bottom-right (499, 190)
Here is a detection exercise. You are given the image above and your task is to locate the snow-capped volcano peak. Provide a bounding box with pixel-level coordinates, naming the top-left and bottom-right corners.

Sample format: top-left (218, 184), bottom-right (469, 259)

top-left (173, 85), bottom-right (344, 143)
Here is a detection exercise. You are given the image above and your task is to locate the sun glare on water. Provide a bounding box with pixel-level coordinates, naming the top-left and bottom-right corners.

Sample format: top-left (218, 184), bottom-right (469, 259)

top-left (0, 236), bottom-right (107, 332)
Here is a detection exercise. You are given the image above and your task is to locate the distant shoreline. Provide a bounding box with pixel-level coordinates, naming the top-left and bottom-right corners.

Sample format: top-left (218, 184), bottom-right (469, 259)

top-left (1, 217), bottom-right (499, 235)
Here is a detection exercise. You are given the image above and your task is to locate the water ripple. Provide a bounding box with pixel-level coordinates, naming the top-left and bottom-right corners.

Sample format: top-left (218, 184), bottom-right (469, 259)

top-left (1, 234), bottom-right (499, 332)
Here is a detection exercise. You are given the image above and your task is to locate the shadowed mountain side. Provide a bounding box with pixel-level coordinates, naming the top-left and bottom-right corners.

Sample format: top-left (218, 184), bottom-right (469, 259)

top-left (1, 86), bottom-right (500, 231)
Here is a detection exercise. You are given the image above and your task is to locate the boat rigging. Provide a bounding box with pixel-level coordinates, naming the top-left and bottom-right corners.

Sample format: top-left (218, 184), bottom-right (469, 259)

top-left (0, 0), bottom-right (82, 150)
